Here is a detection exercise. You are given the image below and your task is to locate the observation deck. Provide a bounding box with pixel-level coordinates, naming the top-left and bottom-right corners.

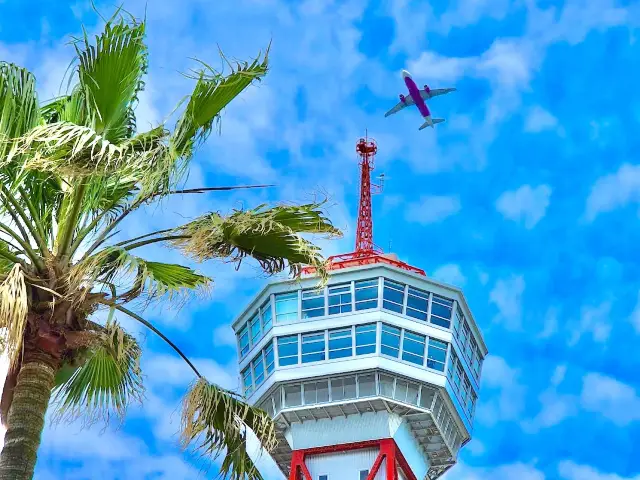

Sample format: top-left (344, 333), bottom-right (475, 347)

top-left (233, 261), bottom-right (487, 479)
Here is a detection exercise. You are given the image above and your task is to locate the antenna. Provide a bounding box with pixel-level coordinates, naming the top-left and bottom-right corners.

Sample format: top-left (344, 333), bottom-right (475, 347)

top-left (301, 132), bottom-right (426, 276)
top-left (355, 133), bottom-right (383, 254)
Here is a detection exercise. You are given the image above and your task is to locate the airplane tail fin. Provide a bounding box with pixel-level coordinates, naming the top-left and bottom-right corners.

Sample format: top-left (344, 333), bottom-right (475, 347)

top-left (418, 118), bottom-right (446, 131)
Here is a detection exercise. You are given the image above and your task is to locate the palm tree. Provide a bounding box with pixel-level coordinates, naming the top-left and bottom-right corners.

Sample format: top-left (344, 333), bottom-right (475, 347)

top-left (0, 8), bottom-right (340, 480)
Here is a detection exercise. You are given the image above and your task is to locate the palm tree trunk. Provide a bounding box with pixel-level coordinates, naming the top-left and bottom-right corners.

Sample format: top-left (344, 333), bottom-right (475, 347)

top-left (0, 352), bottom-right (57, 480)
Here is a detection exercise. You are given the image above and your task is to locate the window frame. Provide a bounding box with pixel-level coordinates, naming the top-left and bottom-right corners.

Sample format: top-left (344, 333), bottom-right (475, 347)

top-left (354, 278), bottom-right (379, 311)
top-left (277, 334), bottom-right (299, 366)
top-left (328, 327), bottom-right (353, 360)
top-left (380, 323), bottom-right (401, 358)
top-left (382, 279), bottom-right (405, 314)
top-left (301, 331), bottom-right (326, 364)
top-left (355, 323), bottom-right (377, 355)
top-left (275, 291), bottom-right (299, 323)
top-left (301, 288), bottom-right (326, 319)
top-left (328, 283), bottom-right (353, 315)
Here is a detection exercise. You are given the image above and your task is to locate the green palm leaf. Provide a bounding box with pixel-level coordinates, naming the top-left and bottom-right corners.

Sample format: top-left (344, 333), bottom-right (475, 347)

top-left (52, 321), bottom-right (143, 423)
top-left (0, 62), bottom-right (40, 166)
top-left (170, 202), bottom-right (341, 278)
top-left (169, 45), bottom-right (270, 164)
top-left (72, 10), bottom-right (147, 142)
top-left (74, 246), bottom-right (211, 300)
top-left (181, 378), bottom-right (275, 480)
top-left (0, 242), bottom-right (18, 274)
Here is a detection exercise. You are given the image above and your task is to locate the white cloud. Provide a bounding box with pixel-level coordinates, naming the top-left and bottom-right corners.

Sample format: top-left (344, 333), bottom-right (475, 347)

top-left (476, 356), bottom-right (527, 426)
top-left (524, 106), bottom-right (559, 133)
top-left (431, 263), bottom-right (467, 287)
top-left (489, 275), bottom-right (525, 330)
top-left (407, 51), bottom-right (471, 82)
top-left (447, 462), bottom-right (545, 480)
top-left (538, 308), bottom-right (559, 339)
top-left (496, 184), bottom-right (552, 229)
top-left (559, 461), bottom-right (640, 480)
top-left (143, 354), bottom-right (238, 391)
top-left (213, 324), bottom-right (238, 348)
top-left (523, 390), bottom-right (577, 433)
top-left (580, 373), bottom-right (640, 426)
top-left (405, 195), bottom-right (461, 224)
top-left (585, 163), bottom-right (640, 221)
top-left (477, 39), bottom-right (533, 90)
top-left (438, 0), bottom-right (511, 32)
top-left (568, 302), bottom-right (612, 346)
top-left (551, 365), bottom-right (568, 387)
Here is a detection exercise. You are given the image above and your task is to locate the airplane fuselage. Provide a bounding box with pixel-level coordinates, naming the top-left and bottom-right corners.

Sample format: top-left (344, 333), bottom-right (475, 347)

top-left (402, 70), bottom-right (430, 118)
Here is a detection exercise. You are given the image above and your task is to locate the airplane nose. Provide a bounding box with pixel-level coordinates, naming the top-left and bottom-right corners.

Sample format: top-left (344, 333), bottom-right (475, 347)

top-left (401, 69), bottom-right (411, 78)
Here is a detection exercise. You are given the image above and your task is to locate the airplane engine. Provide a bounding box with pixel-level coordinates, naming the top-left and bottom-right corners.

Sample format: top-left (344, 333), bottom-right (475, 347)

top-left (424, 84), bottom-right (431, 92)
top-left (399, 94), bottom-right (406, 103)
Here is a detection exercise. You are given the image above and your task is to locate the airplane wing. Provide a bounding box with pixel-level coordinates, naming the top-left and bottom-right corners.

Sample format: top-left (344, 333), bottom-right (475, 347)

top-left (384, 96), bottom-right (415, 117)
top-left (421, 87), bottom-right (456, 100)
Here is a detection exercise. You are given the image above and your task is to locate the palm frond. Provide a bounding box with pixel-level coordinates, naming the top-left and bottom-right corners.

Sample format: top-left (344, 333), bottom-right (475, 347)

top-left (71, 246), bottom-right (211, 302)
top-left (51, 320), bottom-right (144, 424)
top-left (0, 62), bottom-right (41, 170)
top-left (170, 202), bottom-right (341, 280)
top-left (168, 45), bottom-right (270, 178)
top-left (9, 122), bottom-right (170, 179)
top-left (0, 264), bottom-right (28, 367)
top-left (180, 378), bottom-right (275, 480)
top-left (72, 11), bottom-right (148, 142)
top-left (0, 240), bottom-right (20, 274)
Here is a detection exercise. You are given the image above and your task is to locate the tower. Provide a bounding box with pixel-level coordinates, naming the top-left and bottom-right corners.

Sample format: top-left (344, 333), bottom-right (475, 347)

top-left (233, 136), bottom-right (487, 480)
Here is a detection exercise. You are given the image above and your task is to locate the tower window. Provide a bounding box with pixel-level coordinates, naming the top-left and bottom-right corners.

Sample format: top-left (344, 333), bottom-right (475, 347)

top-left (319, 476), bottom-right (328, 480)
top-left (261, 300), bottom-right (273, 332)
top-left (277, 335), bottom-right (299, 366)
top-left (427, 338), bottom-right (448, 372)
top-left (401, 330), bottom-right (426, 366)
top-left (275, 292), bottom-right (298, 323)
top-left (328, 328), bottom-right (352, 359)
top-left (302, 288), bottom-right (325, 318)
top-left (430, 294), bottom-right (453, 328)
top-left (359, 470), bottom-right (369, 480)
top-left (355, 323), bottom-right (376, 355)
top-left (301, 332), bottom-right (326, 363)
top-left (354, 279), bottom-right (378, 310)
top-left (249, 313), bottom-right (261, 344)
top-left (382, 279), bottom-right (405, 313)
top-left (406, 286), bottom-right (429, 321)
top-left (328, 283), bottom-right (352, 314)
top-left (238, 325), bottom-right (249, 357)
top-left (381, 324), bottom-right (401, 358)
top-left (242, 367), bottom-right (252, 396)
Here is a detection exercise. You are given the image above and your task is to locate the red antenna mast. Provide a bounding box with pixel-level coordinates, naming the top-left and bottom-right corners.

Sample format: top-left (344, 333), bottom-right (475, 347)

top-left (355, 135), bottom-right (382, 254)
top-left (303, 134), bottom-right (425, 276)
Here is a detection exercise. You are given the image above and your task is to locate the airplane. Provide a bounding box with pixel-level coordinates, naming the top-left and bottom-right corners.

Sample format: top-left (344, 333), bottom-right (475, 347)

top-left (384, 70), bottom-right (456, 130)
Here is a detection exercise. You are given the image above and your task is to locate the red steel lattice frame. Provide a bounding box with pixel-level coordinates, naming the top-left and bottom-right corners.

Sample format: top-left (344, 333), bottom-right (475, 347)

top-left (302, 135), bottom-right (425, 277)
top-left (288, 438), bottom-right (417, 480)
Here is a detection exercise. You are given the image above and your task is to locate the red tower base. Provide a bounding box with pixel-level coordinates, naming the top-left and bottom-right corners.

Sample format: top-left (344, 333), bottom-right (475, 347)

top-left (288, 439), bottom-right (418, 480)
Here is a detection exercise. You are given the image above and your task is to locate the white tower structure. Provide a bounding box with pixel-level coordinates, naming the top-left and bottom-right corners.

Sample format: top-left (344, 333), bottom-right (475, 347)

top-left (233, 137), bottom-right (487, 480)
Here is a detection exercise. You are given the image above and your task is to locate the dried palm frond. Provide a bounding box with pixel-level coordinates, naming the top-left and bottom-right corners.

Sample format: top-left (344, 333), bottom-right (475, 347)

top-left (8, 123), bottom-right (170, 180)
top-left (0, 264), bottom-right (28, 367)
top-left (170, 203), bottom-right (341, 282)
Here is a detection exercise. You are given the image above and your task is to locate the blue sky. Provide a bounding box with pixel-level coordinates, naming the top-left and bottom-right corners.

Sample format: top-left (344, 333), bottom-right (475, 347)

top-left (1, 0), bottom-right (640, 478)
